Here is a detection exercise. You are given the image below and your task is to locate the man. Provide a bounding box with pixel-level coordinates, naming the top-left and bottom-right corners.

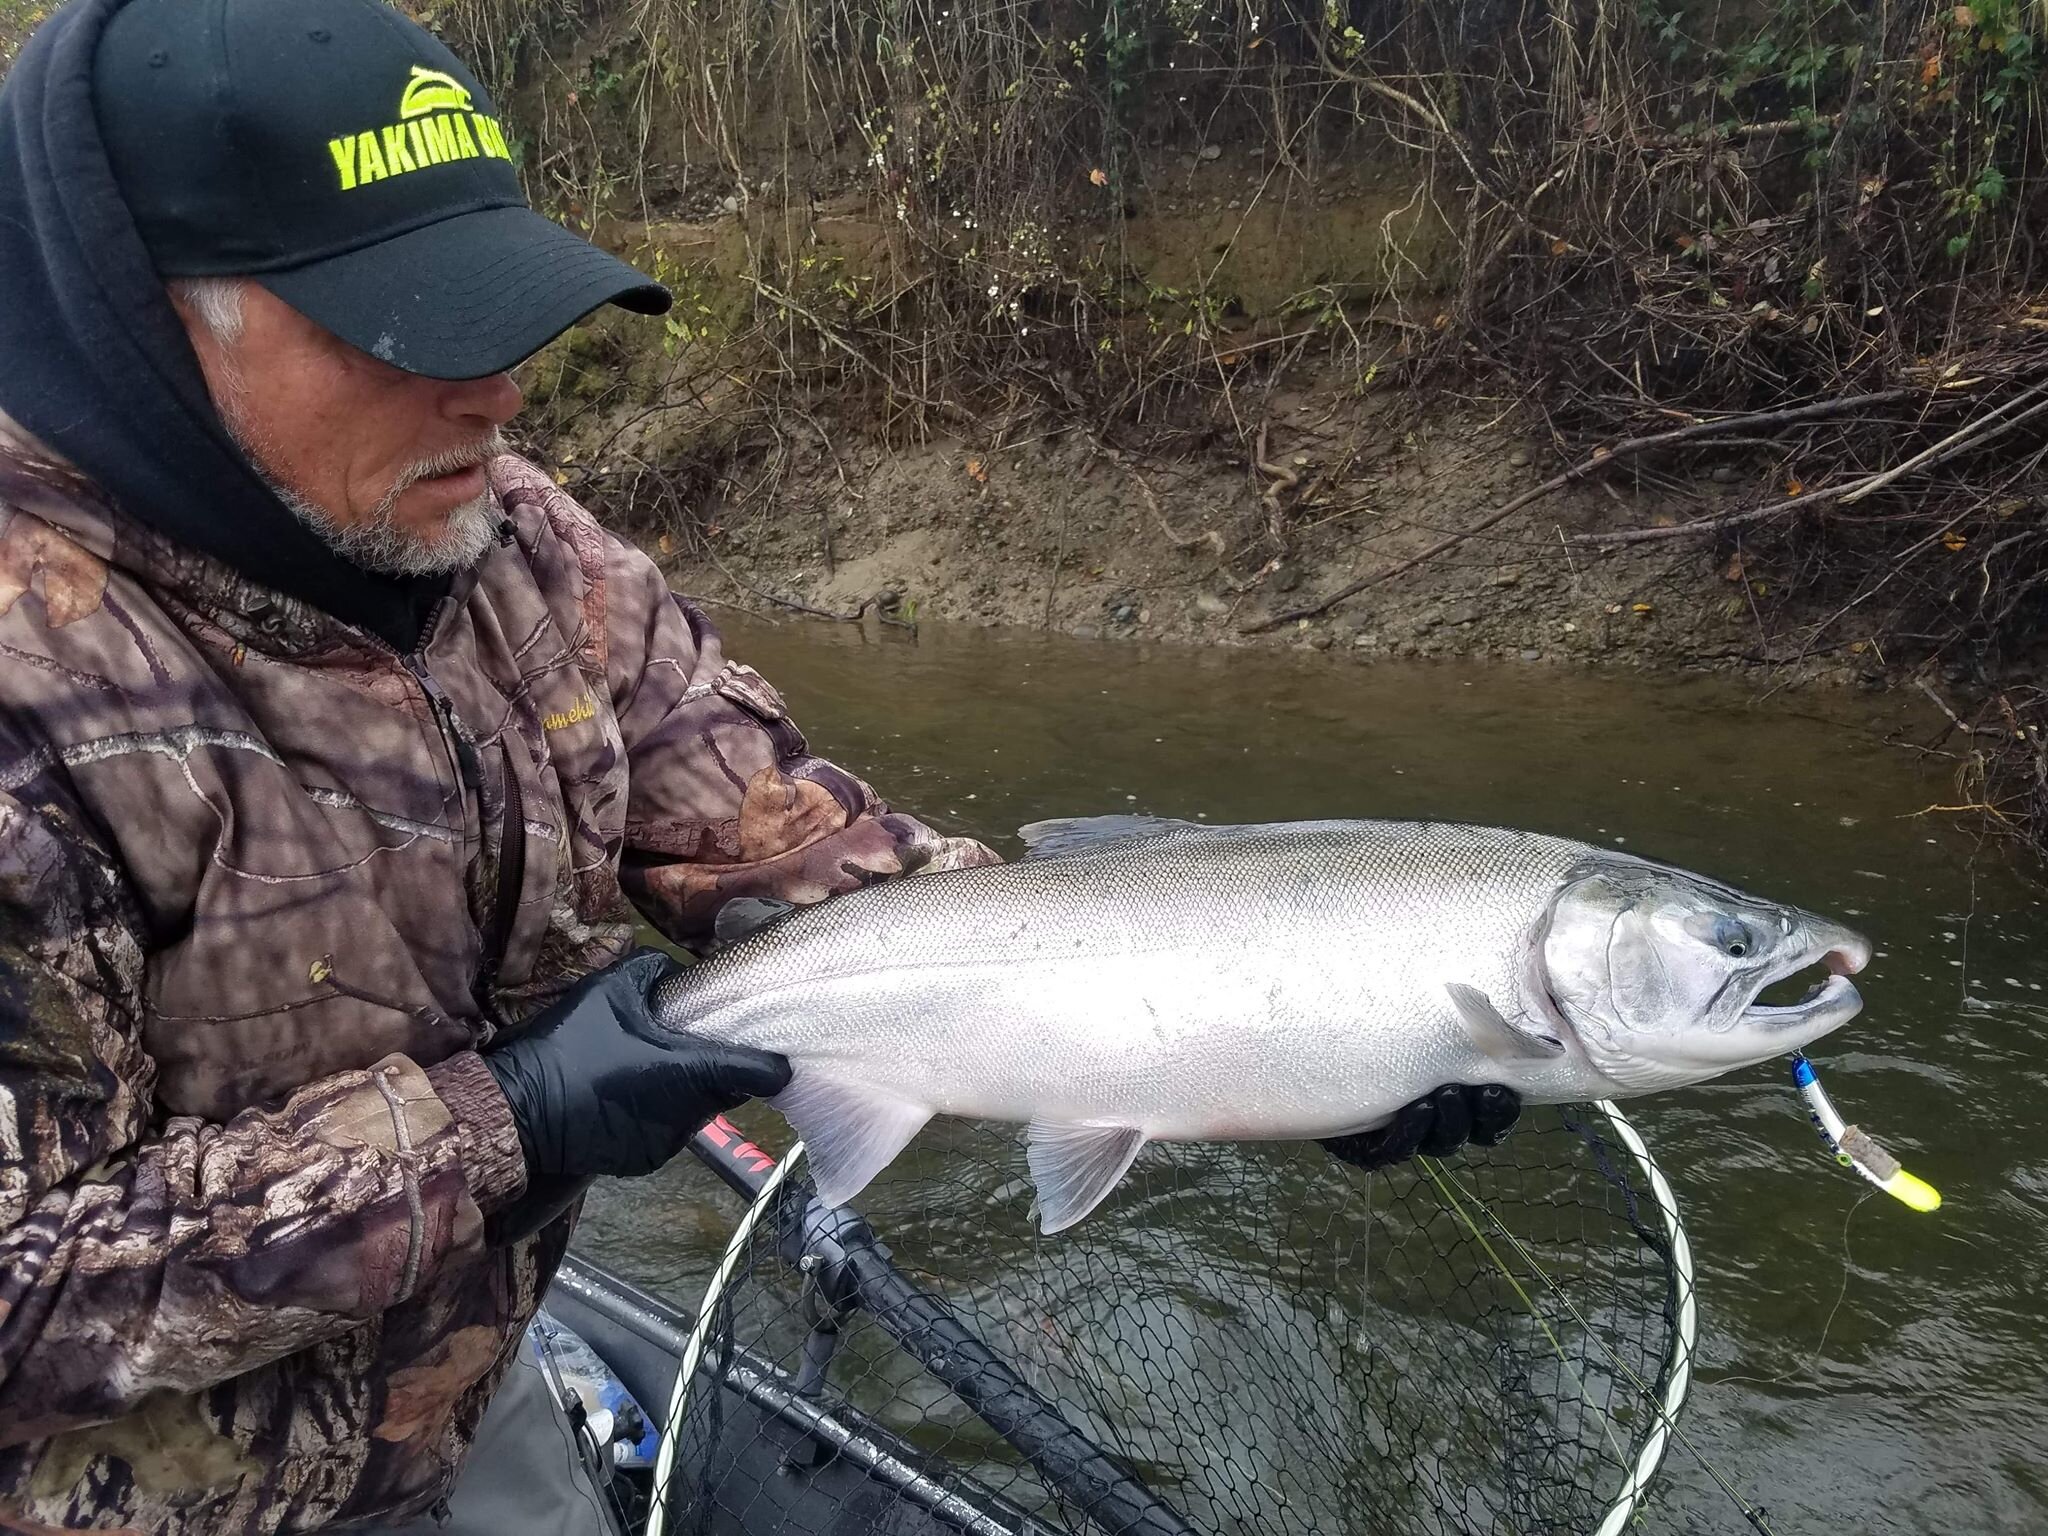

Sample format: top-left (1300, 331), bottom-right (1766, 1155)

top-left (0, 0), bottom-right (1514, 1530)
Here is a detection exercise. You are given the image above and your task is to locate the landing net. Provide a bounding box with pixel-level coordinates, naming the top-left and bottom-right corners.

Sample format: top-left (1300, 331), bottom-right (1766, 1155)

top-left (651, 1102), bottom-right (1695, 1536)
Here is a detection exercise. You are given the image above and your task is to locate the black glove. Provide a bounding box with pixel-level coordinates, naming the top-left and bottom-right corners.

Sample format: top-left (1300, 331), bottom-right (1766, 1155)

top-left (1319, 1084), bottom-right (1521, 1172)
top-left (484, 948), bottom-right (792, 1183)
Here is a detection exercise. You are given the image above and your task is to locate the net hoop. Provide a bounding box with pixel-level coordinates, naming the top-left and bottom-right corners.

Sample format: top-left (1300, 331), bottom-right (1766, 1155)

top-left (644, 1137), bottom-right (809, 1536)
top-left (658, 1105), bottom-right (1698, 1536)
top-left (1587, 1099), bottom-right (1697, 1536)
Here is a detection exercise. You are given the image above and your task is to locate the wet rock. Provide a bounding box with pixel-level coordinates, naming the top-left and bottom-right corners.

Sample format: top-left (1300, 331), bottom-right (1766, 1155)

top-left (1520, 648), bottom-right (1542, 662)
top-left (1310, 633), bottom-right (1335, 651)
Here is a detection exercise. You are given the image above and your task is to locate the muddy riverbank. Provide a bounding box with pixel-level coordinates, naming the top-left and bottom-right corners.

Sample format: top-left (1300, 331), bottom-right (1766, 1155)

top-left (533, 375), bottom-right (1903, 685)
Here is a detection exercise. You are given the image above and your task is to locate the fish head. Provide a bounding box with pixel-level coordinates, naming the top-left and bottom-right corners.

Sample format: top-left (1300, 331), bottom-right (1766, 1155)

top-left (1537, 856), bottom-right (1872, 1093)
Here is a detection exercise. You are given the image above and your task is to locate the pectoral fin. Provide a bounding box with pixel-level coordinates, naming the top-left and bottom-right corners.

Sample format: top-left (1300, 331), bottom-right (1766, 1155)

top-left (1447, 982), bottom-right (1564, 1063)
top-left (1026, 1122), bottom-right (1149, 1234)
top-left (772, 1077), bottom-right (931, 1208)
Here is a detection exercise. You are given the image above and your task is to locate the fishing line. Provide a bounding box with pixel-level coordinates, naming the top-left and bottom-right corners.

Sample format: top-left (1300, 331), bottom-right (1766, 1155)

top-left (1422, 1155), bottom-right (1781, 1536)
top-left (1699, 1190), bottom-right (1877, 1392)
top-left (1420, 1161), bottom-right (1634, 1472)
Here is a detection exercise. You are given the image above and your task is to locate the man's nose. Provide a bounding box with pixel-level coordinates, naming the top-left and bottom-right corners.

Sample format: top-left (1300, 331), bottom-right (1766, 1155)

top-left (440, 371), bottom-right (524, 429)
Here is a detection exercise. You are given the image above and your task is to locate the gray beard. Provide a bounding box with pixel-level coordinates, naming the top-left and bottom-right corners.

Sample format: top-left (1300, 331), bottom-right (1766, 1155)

top-left (266, 469), bottom-right (503, 579)
top-left (217, 395), bottom-right (505, 578)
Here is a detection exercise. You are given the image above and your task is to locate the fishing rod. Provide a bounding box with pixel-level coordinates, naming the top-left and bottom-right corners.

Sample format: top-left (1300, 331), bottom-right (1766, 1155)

top-left (552, 1254), bottom-right (1053, 1536)
top-left (683, 1118), bottom-right (1197, 1536)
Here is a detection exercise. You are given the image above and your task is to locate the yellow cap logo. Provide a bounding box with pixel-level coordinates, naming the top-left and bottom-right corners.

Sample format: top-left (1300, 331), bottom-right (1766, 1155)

top-left (398, 66), bottom-right (473, 120)
top-left (326, 66), bottom-right (513, 192)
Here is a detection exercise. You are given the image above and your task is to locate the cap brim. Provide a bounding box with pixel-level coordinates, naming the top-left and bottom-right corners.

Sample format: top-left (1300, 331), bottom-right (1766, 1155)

top-left (258, 205), bottom-right (671, 380)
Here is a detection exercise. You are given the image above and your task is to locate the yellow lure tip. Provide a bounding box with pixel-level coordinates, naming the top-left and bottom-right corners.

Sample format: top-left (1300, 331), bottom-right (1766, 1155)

top-left (1882, 1169), bottom-right (1942, 1213)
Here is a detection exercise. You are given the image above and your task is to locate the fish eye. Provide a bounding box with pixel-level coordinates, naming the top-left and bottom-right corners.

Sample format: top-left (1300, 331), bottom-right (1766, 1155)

top-left (1684, 911), bottom-right (1756, 958)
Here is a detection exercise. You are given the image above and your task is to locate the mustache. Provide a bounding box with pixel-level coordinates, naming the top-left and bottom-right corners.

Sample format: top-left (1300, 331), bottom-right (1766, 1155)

top-left (376, 430), bottom-right (509, 513)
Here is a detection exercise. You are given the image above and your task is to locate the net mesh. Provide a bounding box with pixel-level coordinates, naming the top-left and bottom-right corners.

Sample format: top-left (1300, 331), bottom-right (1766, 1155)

top-left (656, 1104), bottom-right (1688, 1536)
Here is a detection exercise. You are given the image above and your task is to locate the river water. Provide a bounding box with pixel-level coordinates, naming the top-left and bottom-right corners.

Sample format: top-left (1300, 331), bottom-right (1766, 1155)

top-left (578, 614), bottom-right (2046, 1536)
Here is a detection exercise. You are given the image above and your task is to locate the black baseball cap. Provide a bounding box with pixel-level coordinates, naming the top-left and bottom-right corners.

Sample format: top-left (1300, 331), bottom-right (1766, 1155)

top-left (91, 0), bottom-right (670, 379)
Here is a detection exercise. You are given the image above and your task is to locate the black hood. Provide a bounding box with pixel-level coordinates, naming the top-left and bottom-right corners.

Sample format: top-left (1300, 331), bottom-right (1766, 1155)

top-left (0, 0), bottom-right (448, 652)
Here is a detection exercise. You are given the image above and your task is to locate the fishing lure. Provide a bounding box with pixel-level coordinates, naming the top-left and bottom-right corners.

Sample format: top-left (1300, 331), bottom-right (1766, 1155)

top-left (1790, 1053), bottom-right (1941, 1212)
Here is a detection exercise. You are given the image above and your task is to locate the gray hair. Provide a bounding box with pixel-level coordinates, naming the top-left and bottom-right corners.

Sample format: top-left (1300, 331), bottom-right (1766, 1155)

top-left (169, 276), bottom-right (247, 346)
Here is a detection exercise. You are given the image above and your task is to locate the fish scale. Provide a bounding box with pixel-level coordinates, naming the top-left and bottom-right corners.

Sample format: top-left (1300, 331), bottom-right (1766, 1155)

top-left (654, 816), bottom-right (1870, 1232)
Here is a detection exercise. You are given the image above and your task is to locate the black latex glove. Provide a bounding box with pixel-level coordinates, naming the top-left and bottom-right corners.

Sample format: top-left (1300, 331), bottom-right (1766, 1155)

top-left (484, 948), bottom-right (792, 1183)
top-left (1319, 1084), bottom-right (1522, 1172)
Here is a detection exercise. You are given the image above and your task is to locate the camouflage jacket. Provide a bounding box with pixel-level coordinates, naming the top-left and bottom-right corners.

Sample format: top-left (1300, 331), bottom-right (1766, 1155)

top-left (0, 416), bottom-right (994, 1533)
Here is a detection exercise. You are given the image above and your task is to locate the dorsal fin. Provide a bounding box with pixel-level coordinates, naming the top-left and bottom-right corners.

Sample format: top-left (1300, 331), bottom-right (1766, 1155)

top-left (713, 896), bottom-right (798, 948)
top-left (1016, 815), bottom-right (1209, 861)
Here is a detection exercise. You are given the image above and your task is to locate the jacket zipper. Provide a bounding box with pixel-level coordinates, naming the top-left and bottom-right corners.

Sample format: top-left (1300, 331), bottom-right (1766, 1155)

top-left (401, 653), bottom-right (526, 1027)
top-left (478, 739), bottom-right (527, 1003)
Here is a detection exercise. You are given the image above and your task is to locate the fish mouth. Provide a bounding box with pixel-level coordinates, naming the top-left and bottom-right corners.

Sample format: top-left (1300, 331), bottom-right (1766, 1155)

top-left (1625, 929), bottom-right (1872, 1083)
top-left (1739, 932), bottom-right (1872, 1037)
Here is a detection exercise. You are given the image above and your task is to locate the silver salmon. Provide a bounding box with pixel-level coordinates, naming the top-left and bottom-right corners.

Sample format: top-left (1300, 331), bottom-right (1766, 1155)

top-left (655, 817), bottom-right (1872, 1232)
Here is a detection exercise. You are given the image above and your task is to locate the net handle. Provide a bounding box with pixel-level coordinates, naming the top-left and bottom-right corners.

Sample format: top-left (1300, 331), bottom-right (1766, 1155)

top-left (834, 1232), bottom-right (1197, 1536)
top-left (662, 1121), bottom-right (1197, 1536)
top-left (1589, 1099), bottom-right (1698, 1536)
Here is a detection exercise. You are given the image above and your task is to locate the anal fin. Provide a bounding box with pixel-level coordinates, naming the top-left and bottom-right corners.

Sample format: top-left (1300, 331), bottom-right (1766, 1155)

top-left (772, 1076), bottom-right (931, 1208)
top-left (1026, 1122), bottom-right (1148, 1234)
